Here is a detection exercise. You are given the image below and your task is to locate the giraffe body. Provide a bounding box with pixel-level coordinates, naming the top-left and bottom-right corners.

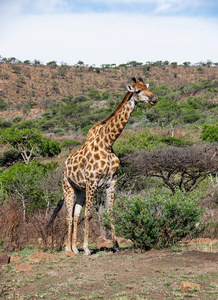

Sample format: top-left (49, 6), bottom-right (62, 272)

top-left (52, 77), bottom-right (157, 255)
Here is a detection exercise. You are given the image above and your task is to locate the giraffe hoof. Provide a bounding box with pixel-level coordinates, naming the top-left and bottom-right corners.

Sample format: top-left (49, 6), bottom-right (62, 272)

top-left (84, 249), bottom-right (91, 256)
top-left (72, 247), bottom-right (79, 255)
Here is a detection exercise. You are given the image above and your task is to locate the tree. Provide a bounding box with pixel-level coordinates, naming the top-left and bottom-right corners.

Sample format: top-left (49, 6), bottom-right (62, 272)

top-left (183, 61), bottom-right (191, 66)
top-left (47, 61), bottom-right (57, 68)
top-left (24, 60), bottom-right (31, 65)
top-left (76, 60), bottom-right (84, 67)
top-left (127, 61), bottom-right (143, 67)
top-left (0, 128), bottom-right (61, 164)
top-left (33, 59), bottom-right (41, 65)
top-left (126, 144), bottom-right (217, 194)
top-left (171, 62), bottom-right (177, 68)
top-left (0, 161), bottom-right (59, 220)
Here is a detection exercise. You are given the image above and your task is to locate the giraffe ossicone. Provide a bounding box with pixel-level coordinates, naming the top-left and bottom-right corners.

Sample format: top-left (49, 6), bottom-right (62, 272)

top-left (47, 77), bottom-right (158, 255)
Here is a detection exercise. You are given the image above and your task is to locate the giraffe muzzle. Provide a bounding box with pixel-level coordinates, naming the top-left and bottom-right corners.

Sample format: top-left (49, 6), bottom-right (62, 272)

top-left (152, 96), bottom-right (157, 103)
top-left (150, 96), bottom-right (158, 105)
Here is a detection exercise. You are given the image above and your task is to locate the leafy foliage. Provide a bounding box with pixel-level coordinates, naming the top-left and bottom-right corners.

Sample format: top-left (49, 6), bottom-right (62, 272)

top-left (106, 191), bottom-right (204, 249)
top-left (201, 124), bottom-right (218, 142)
top-left (113, 131), bottom-right (163, 156)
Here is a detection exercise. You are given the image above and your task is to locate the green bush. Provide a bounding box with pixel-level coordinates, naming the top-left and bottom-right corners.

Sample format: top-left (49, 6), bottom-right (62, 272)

top-left (13, 116), bottom-right (22, 123)
top-left (15, 120), bottom-right (38, 129)
top-left (182, 111), bottom-right (201, 124)
top-left (201, 124), bottom-right (218, 142)
top-left (0, 118), bottom-right (12, 128)
top-left (159, 136), bottom-right (191, 147)
top-left (88, 89), bottom-right (101, 100)
top-left (0, 149), bottom-right (22, 167)
top-left (102, 91), bottom-right (110, 99)
top-left (0, 98), bottom-right (7, 110)
top-left (53, 127), bottom-right (66, 135)
top-left (145, 97), bottom-right (181, 126)
top-left (113, 131), bottom-right (163, 156)
top-left (60, 139), bottom-right (82, 149)
top-left (106, 190), bottom-right (204, 250)
top-left (73, 95), bottom-right (88, 103)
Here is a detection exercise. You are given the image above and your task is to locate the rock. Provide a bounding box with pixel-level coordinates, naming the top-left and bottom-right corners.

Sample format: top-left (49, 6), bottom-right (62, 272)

top-left (96, 236), bottom-right (112, 250)
top-left (116, 237), bottom-right (132, 245)
top-left (195, 238), bottom-right (218, 245)
top-left (65, 251), bottom-right (75, 257)
top-left (27, 252), bottom-right (58, 262)
top-left (180, 281), bottom-right (200, 292)
top-left (0, 253), bottom-right (10, 265)
top-left (10, 254), bottom-right (22, 264)
top-left (16, 263), bottom-right (34, 272)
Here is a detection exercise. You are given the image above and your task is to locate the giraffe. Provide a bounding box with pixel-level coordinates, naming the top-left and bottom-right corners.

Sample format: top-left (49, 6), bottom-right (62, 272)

top-left (47, 77), bottom-right (158, 255)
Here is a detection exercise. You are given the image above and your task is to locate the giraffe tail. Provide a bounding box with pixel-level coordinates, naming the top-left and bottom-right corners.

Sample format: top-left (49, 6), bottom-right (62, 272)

top-left (46, 198), bottom-right (65, 230)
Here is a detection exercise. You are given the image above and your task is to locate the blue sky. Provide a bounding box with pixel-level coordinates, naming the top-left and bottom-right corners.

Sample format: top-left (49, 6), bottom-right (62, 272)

top-left (1, 0), bottom-right (218, 66)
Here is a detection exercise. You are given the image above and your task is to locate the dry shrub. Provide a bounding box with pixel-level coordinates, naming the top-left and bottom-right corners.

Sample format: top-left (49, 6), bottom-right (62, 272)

top-left (33, 209), bottom-right (68, 251)
top-left (0, 202), bottom-right (68, 251)
top-left (0, 202), bottom-right (28, 251)
top-left (0, 201), bottom-right (102, 252)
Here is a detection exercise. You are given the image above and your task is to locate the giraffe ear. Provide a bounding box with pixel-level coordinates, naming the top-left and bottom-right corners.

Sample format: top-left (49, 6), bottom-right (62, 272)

top-left (127, 85), bottom-right (134, 92)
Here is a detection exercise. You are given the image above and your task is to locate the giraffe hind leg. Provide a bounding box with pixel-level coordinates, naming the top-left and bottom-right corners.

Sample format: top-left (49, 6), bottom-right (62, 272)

top-left (106, 175), bottom-right (120, 253)
top-left (83, 181), bottom-right (97, 255)
top-left (63, 175), bottom-right (75, 252)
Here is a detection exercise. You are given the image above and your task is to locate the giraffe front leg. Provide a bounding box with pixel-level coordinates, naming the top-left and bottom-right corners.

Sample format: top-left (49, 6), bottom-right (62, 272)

top-left (106, 175), bottom-right (120, 253)
top-left (72, 190), bottom-right (85, 255)
top-left (83, 181), bottom-right (97, 255)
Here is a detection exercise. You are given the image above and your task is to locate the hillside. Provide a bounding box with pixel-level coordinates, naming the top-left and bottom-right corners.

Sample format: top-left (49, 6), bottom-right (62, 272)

top-left (0, 63), bottom-right (217, 120)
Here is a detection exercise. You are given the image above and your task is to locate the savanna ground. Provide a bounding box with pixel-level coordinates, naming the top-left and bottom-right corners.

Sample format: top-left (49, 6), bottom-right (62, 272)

top-left (1, 239), bottom-right (218, 300)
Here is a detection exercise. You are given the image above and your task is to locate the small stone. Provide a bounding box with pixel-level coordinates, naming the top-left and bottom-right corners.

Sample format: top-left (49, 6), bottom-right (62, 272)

top-left (10, 254), bottom-right (22, 264)
top-left (16, 263), bottom-right (34, 272)
top-left (180, 281), bottom-right (200, 292)
top-left (65, 251), bottom-right (75, 257)
top-left (0, 253), bottom-right (10, 265)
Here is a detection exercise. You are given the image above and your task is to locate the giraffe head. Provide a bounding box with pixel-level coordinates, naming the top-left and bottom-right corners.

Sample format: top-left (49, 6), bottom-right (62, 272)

top-left (127, 77), bottom-right (158, 106)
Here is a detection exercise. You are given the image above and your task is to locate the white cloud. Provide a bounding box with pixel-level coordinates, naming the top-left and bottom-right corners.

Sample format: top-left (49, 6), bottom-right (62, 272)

top-left (1, 13), bottom-right (217, 66)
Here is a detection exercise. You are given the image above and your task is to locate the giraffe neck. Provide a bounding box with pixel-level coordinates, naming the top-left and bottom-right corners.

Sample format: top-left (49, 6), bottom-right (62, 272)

top-left (99, 92), bottom-right (135, 148)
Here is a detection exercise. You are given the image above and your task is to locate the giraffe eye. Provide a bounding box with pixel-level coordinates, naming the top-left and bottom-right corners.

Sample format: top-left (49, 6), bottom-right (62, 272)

top-left (136, 90), bottom-right (141, 94)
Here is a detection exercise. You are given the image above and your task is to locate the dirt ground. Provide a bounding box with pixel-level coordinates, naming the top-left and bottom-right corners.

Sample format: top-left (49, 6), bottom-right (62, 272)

top-left (1, 240), bottom-right (218, 300)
